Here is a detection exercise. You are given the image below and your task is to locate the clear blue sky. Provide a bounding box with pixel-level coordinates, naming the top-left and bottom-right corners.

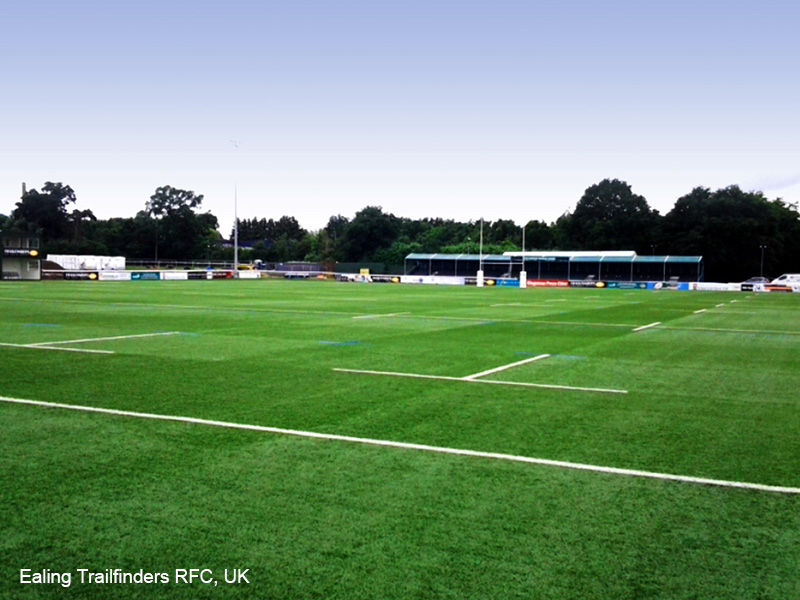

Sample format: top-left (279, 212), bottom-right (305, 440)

top-left (3, 0), bottom-right (799, 234)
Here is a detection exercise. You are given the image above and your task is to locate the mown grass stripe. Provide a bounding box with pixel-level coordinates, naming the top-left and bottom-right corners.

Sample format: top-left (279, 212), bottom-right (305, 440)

top-left (2, 395), bottom-right (797, 495)
top-left (333, 367), bottom-right (627, 394)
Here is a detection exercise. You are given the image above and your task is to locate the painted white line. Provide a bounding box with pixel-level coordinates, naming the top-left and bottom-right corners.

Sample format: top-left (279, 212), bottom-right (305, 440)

top-left (716, 303), bottom-right (725, 308)
top-left (694, 309), bottom-right (707, 314)
top-left (352, 312), bottom-right (410, 320)
top-left (333, 367), bottom-right (627, 395)
top-left (490, 303), bottom-right (523, 307)
top-left (0, 343), bottom-right (114, 354)
top-left (1, 395), bottom-right (796, 494)
top-left (27, 331), bottom-right (182, 347)
top-left (632, 322), bottom-right (661, 332)
top-left (463, 354), bottom-right (551, 380)
top-left (662, 326), bottom-right (800, 336)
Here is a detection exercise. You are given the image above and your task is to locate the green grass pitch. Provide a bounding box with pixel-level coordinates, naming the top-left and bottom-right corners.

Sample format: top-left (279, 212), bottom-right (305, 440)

top-left (1, 280), bottom-right (799, 599)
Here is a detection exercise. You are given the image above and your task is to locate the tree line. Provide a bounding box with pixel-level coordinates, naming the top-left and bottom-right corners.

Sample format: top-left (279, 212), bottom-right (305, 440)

top-left (2, 179), bottom-right (799, 281)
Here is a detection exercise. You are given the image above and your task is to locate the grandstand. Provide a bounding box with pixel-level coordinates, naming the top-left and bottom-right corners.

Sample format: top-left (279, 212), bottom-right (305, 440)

top-left (403, 251), bottom-right (704, 282)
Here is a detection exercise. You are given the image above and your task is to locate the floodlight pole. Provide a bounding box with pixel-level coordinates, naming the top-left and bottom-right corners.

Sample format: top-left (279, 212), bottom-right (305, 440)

top-left (477, 218), bottom-right (484, 287)
top-left (233, 184), bottom-right (239, 278)
top-left (519, 222), bottom-right (527, 289)
top-left (760, 245), bottom-right (767, 278)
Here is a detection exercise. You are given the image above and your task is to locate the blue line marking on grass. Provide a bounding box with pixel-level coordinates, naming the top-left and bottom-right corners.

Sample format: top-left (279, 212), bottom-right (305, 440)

top-left (319, 340), bottom-right (362, 346)
top-left (23, 323), bottom-right (61, 328)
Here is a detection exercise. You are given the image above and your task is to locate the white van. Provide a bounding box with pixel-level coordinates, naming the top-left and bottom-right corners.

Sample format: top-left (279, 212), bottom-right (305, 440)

top-left (770, 273), bottom-right (800, 285)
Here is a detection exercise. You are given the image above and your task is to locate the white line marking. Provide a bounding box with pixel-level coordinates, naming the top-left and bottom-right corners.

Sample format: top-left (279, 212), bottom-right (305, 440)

top-left (333, 367), bottom-right (627, 394)
top-left (463, 354), bottom-right (551, 380)
top-left (27, 331), bottom-right (182, 346)
top-left (632, 322), bottom-right (661, 332)
top-left (1, 395), bottom-right (796, 494)
top-left (0, 343), bottom-right (114, 354)
top-left (0, 297), bottom-right (642, 329)
top-left (716, 303), bottom-right (725, 308)
top-left (352, 312), bottom-right (410, 320)
top-left (663, 326), bottom-right (800, 336)
top-left (694, 309), bottom-right (707, 314)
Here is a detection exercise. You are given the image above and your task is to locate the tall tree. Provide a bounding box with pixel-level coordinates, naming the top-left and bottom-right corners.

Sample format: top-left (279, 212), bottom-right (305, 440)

top-left (557, 179), bottom-right (659, 251)
top-left (145, 186), bottom-right (214, 261)
top-left (11, 182), bottom-right (77, 241)
top-left (523, 220), bottom-right (555, 250)
top-left (660, 185), bottom-right (800, 281)
top-left (341, 206), bottom-right (399, 261)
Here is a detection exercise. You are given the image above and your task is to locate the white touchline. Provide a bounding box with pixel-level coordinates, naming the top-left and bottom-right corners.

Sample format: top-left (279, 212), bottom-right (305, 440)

top-left (463, 354), bottom-right (551, 380)
top-left (0, 342), bottom-right (114, 354)
top-left (27, 331), bottom-right (182, 346)
top-left (694, 309), bottom-right (707, 314)
top-left (1, 395), bottom-right (797, 494)
top-left (332, 367), bottom-right (627, 394)
top-left (632, 322), bottom-right (661, 332)
top-left (352, 312), bottom-right (410, 320)
top-left (662, 326), bottom-right (800, 336)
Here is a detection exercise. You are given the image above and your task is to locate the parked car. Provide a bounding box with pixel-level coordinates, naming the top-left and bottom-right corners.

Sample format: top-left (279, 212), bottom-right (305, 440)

top-left (741, 277), bottom-right (770, 284)
top-left (770, 274), bottom-right (800, 285)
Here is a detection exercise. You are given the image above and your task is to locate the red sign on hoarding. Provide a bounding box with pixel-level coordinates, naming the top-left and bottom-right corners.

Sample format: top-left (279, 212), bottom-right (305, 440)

top-left (526, 280), bottom-right (569, 287)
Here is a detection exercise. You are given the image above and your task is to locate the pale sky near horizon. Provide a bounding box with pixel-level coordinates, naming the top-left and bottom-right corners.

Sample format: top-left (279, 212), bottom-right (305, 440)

top-left (3, 0), bottom-right (799, 235)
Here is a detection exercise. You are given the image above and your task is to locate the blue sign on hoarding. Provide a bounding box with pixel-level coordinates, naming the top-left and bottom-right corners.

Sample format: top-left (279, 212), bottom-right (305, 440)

top-left (131, 272), bottom-right (161, 281)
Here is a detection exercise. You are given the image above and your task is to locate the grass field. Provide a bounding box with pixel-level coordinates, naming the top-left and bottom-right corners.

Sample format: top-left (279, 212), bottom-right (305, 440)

top-left (1, 279), bottom-right (799, 599)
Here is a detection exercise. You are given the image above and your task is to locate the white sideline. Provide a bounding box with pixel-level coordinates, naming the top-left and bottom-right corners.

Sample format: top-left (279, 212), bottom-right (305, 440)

top-left (632, 322), bottom-right (661, 332)
top-left (333, 368), bottom-right (627, 394)
top-left (0, 342), bottom-right (114, 354)
top-left (463, 354), bottom-right (551, 380)
top-left (27, 331), bottom-right (182, 346)
top-left (1, 395), bottom-right (797, 495)
top-left (352, 312), bottom-right (410, 320)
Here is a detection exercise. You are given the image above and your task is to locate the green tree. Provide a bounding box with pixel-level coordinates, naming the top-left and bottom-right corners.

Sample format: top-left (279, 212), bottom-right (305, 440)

top-left (11, 182), bottom-right (77, 241)
top-left (341, 206), bottom-right (399, 261)
top-left (557, 179), bottom-right (659, 251)
top-left (487, 219), bottom-right (521, 245)
top-left (321, 215), bottom-right (350, 261)
top-left (145, 186), bottom-right (217, 261)
top-left (659, 185), bottom-right (800, 281)
top-left (523, 220), bottom-right (555, 250)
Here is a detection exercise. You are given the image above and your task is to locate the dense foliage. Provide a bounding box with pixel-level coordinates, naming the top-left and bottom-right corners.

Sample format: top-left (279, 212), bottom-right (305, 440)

top-left (4, 179), bottom-right (799, 280)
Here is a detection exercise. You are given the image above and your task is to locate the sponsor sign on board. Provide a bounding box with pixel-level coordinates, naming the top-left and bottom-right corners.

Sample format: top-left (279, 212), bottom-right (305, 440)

top-left (527, 280), bottom-right (569, 287)
top-left (55, 271), bottom-right (99, 280)
top-left (162, 271), bottom-right (189, 281)
top-left (3, 248), bottom-right (39, 257)
top-left (400, 276), bottom-right (466, 285)
top-left (569, 281), bottom-right (606, 288)
top-left (606, 281), bottom-right (648, 289)
top-left (131, 272), bottom-right (161, 281)
top-left (98, 271), bottom-right (131, 281)
top-left (689, 282), bottom-right (739, 292)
